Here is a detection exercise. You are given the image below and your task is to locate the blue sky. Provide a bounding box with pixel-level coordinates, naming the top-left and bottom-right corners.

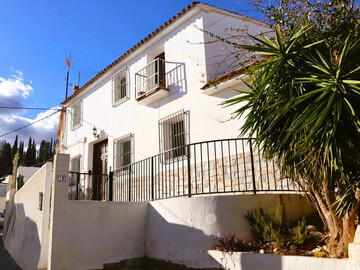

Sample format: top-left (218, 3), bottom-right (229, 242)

top-left (0, 0), bottom-right (260, 146)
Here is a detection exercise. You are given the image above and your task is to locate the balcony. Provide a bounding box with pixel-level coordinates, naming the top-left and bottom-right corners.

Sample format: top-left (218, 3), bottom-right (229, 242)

top-left (135, 58), bottom-right (169, 105)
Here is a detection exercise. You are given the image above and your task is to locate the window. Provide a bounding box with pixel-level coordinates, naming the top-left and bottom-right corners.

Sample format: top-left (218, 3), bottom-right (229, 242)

top-left (112, 67), bottom-right (129, 106)
top-left (69, 155), bottom-right (81, 186)
top-left (70, 155), bottom-right (81, 172)
top-left (155, 52), bottom-right (165, 87)
top-left (159, 110), bottom-right (189, 161)
top-left (0, 185), bottom-right (6, 197)
top-left (114, 133), bottom-right (134, 170)
top-left (71, 101), bottom-right (82, 130)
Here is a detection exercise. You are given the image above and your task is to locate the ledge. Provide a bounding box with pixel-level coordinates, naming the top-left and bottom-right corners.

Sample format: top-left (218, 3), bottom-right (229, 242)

top-left (136, 87), bottom-right (169, 106)
top-left (207, 250), bottom-right (348, 270)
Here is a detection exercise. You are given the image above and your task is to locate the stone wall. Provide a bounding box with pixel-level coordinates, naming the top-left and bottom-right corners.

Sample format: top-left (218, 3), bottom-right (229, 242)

top-left (113, 152), bottom-right (297, 202)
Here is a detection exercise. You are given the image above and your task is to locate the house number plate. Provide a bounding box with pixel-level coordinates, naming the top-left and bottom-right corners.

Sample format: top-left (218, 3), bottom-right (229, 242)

top-left (57, 175), bottom-right (66, 182)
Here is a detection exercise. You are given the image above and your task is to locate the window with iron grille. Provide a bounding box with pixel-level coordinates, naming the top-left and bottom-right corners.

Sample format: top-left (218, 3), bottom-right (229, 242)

top-left (159, 110), bottom-right (189, 161)
top-left (113, 133), bottom-right (134, 171)
top-left (71, 101), bottom-right (82, 130)
top-left (112, 67), bottom-right (129, 106)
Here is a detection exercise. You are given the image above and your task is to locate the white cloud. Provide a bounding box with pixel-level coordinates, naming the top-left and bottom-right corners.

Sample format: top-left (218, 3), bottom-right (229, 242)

top-left (0, 69), bottom-right (59, 147)
top-left (0, 69), bottom-right (33, 112)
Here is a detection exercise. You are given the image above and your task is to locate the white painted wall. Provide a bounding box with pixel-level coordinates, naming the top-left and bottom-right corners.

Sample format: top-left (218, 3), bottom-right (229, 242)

top-left (45, 154), bottom-right (314, 270)
top-left (48, 154), bottom-right (148, 270)
top-left (63, 6), bottom-right (269, 184)
top-left (208, 250), bottom-right (349, 270)
top-left (202, 10), bottom-right (269, 81)
top-left (3, 162), bottom-right (52, 270)
top-left (146, 194), bottom-right (315, 269)
top-left (64, 201), bottom-right (148, 270)
top-left (17, 166), bottom-right (41, 183)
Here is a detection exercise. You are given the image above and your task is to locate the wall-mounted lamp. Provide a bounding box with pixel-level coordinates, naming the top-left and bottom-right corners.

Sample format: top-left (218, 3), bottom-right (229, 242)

top-left (92, 126), bottom-right (99, 139)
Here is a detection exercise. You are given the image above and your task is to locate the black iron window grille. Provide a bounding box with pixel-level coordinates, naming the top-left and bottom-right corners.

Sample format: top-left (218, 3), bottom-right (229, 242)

top-left (71, 101), bottom-right (82, 130)
top-left (113, 133), bottom-right (134, 171)
top-left (159, 110), bottom-right (189, 162)
top-left (112, 67), bottom-right (129, 106)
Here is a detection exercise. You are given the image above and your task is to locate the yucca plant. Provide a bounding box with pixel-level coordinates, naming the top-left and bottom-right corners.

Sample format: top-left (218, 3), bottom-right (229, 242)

top-left (224, 23), bottom-right (360, 257)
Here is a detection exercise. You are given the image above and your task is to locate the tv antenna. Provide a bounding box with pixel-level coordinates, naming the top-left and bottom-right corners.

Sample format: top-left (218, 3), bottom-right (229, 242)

top-left (64, 52), bottom-right (75, 100)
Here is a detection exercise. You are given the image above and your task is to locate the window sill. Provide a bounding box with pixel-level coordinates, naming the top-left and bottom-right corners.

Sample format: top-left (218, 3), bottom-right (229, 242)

top-left (70, 124), bottom-right (82, 131)
top-left (113, 96), bottom-right (130, 107)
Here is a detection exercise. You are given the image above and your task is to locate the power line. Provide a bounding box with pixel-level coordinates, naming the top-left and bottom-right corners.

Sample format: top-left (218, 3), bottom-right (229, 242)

top-left (0, 106), bottom-right (60, 111)
top-left (0, 110), bottom-right (61, 138)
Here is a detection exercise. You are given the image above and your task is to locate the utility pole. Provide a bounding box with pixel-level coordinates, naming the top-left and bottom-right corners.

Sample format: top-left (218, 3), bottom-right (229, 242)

top-left (64, 52), bottom-right (74, 100)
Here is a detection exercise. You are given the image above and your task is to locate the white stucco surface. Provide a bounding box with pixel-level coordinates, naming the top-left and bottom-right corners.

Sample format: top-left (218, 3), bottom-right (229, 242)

top-left (208, 250), bottom-right (349, 270)
top-left (17, 166), bottom-right (41, 183)
top-left (61, 4), bottom-right (267, 184)
top-left (3, 162), bottom-right (52, 270)
top-left (146, 194), bottom-right (315, 268)
top-left (2, 154), bottom-right (317, 270)
top-left (48, 154), bottom-right (148, 270)
top-left (64, 201), bottom-right (148, 270)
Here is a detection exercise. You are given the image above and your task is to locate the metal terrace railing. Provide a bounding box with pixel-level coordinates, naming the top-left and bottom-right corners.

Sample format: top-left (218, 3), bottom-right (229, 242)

top-left (68, 171), bottom-right (108, 201)
top-left (111, 138), bottom-right (300, 202)
top-left (135, 58), bottom-right (167, 99)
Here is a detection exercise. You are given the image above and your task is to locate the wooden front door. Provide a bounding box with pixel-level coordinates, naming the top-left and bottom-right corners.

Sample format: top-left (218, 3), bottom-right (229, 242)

top-left (92, 139), bottom-right (108, 200)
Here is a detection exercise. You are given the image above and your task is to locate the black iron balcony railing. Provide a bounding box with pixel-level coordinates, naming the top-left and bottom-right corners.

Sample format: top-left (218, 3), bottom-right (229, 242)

top-left (111, 138), bottom-right (300, 202)
top-left (135, 58), bottom-right (167, 99)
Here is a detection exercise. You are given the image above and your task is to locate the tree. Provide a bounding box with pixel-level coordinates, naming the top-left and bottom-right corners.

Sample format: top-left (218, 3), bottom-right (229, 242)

top-left (222, 10), bottom-right (360, 257)
top-left (24, 137), bottom-right (36, 166)
top-left (37, 140), bottom-right (53, 164)
top-left (0, 142), bottom-right (13, 177)
top-left (18, 140), bottom-right (25, 165)
top-left (207, 0), bottom-right (360, 258)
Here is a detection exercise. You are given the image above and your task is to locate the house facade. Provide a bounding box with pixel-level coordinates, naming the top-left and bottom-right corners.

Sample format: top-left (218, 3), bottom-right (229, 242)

top-left (57, 2), bottom-right (281, 201)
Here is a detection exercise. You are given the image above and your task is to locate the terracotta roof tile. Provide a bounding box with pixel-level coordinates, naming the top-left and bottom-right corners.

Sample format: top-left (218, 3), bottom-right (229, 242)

top-left (201, 59), bottom-right (265, 90)
top-left (61, 2), bottom-right (267, 105)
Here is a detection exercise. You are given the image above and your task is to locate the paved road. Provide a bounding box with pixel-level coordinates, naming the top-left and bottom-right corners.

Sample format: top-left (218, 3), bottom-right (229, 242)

top-left (0, 227), bottom-right (22, 270)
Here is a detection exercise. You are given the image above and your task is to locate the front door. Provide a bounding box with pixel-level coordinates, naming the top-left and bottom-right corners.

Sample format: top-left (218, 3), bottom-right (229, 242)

top-left (92, 139), bottom-right (108, 200)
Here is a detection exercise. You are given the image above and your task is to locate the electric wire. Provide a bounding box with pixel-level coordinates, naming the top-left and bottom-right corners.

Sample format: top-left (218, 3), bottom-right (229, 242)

top-left (0, 106), bottom-right (60, 111)
top-left (0, 110), bottom-right (61, 138)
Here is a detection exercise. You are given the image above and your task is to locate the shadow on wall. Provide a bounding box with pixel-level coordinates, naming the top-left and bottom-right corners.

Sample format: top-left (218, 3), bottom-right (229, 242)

top-left (146, 203), bottom-right (221, 269)
top-left (3, 203), bottom-right (41, 270)
top-left (148, 61), bottom-right (187, 109)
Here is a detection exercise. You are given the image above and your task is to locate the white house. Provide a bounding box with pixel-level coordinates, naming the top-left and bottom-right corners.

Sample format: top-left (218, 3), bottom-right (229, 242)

top-left (57, 2), bottom-right (287, 201)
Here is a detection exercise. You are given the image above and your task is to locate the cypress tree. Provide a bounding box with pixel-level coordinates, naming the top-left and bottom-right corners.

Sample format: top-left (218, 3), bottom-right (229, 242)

top-left (0, 143), bottom-right (13, 177)
top-left (18, 140), bottom-right (24, 165)
top-left (24, 137), bottom-right (32, 166)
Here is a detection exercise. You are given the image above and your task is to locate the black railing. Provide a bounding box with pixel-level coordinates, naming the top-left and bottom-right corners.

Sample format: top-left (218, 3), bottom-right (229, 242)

top-left (68, 171), bottom-right (108, 201)
top-left (111, 138), bottom-right (300, 202)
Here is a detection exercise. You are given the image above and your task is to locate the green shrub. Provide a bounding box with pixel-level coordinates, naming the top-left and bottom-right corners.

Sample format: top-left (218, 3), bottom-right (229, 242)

top-left (291, 218), bottom-right (310, 246)
top-left (245, 203), bottom-right (309, 248)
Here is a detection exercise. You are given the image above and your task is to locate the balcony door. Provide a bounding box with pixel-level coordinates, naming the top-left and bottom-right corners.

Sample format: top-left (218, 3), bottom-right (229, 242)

top-left (155, 52), bottom-right (165, 87)
top-left (92, 139), bottom-right (108, 200)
